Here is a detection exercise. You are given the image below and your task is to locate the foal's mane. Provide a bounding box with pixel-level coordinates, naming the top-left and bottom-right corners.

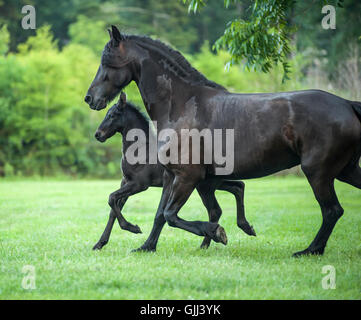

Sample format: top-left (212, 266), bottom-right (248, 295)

top-left (124, 101), bottom-right (150, 130)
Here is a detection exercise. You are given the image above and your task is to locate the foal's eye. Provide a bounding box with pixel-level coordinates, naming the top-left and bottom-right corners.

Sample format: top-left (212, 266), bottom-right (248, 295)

top-left (103, 74), bottom-right (109, 81)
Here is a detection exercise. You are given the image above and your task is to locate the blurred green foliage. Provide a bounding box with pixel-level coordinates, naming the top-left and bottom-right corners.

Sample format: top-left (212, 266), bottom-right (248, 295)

top-left (184, 0), bottom-right (360, 81)
top-left (0, 26), bottom-right (112, 177)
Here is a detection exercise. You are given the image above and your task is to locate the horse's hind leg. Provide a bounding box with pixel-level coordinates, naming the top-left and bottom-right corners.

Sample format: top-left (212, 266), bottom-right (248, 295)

top-left (293, 170), bottom-right (344, 257)
top-left (197, 182), bottom-right (223, 249)
top-left (337, 164), bottom-right (361, 189)
top-left (218, 181), bottom-right (256, 236)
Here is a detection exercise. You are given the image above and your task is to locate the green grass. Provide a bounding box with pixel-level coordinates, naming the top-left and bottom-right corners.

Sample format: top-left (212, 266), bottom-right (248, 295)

top-left (0, 176), bottom-right (360, 299)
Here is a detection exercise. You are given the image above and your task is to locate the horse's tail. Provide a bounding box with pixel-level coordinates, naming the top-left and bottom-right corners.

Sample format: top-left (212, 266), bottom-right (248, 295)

top-left (349, 100), bottom-right (361, 123)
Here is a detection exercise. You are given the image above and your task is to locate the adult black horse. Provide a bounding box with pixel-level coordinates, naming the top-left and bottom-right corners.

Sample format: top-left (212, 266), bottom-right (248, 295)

top-left (85, 26), bottom-right (361, 256)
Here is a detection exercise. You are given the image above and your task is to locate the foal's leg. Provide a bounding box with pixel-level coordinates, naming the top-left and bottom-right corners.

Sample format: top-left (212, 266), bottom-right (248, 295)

top-left (107, 181), bottom-right (147, 233)
top-left (93, 209), bottom-right (116, 250)
top-left (132, 170), bottom-right (174, 252)
top-left (218, 180), bottom-right (256, 236)
top-left (196, 182), bottom-right (222, 249)
top-left (293, 173), bottom-right (344, 257)
top-left (93, 179), bottom-right (143, 250)
top-left (92, 197), bottom-right (130, 250)
top-left (163, 175), bottom-right (228, 245)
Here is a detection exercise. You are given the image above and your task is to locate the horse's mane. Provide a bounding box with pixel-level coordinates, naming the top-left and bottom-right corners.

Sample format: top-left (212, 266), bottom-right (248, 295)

top-left (103, 34), bottom-right (227, 91)
top-left (129, 35), bottom-right (226, 91)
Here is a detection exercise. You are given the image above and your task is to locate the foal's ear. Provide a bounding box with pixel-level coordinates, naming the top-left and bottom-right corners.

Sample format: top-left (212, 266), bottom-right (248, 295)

top-left (117, 92), bottom-right (127, 109)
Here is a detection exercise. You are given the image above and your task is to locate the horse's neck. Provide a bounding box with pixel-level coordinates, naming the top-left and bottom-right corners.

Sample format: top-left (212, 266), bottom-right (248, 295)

top-left (136, 66), bottom-right (190, 128)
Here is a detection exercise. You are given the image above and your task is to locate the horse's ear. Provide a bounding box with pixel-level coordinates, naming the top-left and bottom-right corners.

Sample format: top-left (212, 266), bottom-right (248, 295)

top-left (111, 25), bottom-right (124, 45)
top-left (107, 28), bottom-right (112, 39)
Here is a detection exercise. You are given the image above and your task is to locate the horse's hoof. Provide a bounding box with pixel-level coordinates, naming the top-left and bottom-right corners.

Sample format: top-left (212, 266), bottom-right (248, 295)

top-left (216, 226), bottom-right (228, 245)
top-left (131, 246), bottom-right (156, 253)
top-left (239, 223), bottom-right (256, 236)
top-left (200, 242), bottom-right (210, 250)
top-left (247, 226), bottom-right (256, 237)
top-left (292, 247), bottom-right (324, 257)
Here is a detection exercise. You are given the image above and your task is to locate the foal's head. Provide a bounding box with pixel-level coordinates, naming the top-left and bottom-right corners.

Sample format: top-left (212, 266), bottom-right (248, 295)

top-left (95, 92), bottom-right (128, 142)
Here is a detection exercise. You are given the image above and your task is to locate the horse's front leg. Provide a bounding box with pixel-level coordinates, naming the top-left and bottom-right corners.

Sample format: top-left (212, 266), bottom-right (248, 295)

top-left (196, 181), bottom-right (222, 249)
top-left (163, 174), bottom-right (228, 245)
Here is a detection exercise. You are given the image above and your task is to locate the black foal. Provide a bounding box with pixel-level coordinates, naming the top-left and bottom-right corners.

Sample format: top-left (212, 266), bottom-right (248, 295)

top-left (93, 93), bottom-right (255, 250)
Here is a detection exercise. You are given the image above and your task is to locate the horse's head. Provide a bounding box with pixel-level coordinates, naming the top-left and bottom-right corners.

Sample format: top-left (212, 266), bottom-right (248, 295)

top-left (85, 26), bottom-right (136, 110)
top-left (95, 92), bottom-right (127, 142)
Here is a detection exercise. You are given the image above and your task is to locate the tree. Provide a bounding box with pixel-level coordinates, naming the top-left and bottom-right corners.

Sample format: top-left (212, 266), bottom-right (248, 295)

top-left (183, 0), bottom-right (349, 81)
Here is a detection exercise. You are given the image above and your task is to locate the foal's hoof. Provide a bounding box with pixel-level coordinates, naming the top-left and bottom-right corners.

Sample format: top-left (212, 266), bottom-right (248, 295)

top-left (215, 226), bottom-right (228, 245)
top-left (123, 224), bottom-right (142, 234)
top-left (131, 224), bottom-right (142, 234)
top-left (292, 247), bottom-right (324, 258)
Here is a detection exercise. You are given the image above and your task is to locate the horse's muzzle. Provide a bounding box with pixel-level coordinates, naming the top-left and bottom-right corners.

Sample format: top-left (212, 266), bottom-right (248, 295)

top-left (95, 130), bottom-right (106, 142)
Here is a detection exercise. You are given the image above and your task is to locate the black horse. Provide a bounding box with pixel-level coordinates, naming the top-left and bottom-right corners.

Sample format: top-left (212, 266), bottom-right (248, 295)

top-left (93, 92), bottom-right (255, 250)
top-left (85, 26), bottom-right (361, 256)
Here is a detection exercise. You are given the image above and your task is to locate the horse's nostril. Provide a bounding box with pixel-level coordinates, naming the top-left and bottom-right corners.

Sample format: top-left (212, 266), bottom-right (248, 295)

top-left (84, 95), bottom-right (92, 104)
top-left (95, 131), bottom-right (100, 138)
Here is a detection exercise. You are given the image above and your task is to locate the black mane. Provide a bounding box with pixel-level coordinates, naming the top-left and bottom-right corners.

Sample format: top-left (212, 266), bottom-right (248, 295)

top-left (129, 35), bottom-right (226, 91)
top-left (103, 35), bottom-right (227, 91)
top-left (124, 101), bottom-right (151, 131)
top-left (126, 100), bottom-right (149, 120)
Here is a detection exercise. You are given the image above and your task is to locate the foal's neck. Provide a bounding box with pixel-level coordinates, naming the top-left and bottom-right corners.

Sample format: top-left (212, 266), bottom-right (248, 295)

top-left (118, 107), bottom-right (154, 146)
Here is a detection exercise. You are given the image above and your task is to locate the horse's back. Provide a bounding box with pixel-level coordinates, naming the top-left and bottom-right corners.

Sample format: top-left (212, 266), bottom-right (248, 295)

top-left (205, 89), bottom-right (360, 179)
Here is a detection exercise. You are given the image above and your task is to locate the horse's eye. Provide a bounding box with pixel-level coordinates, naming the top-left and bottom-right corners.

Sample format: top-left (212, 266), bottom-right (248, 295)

top-left (103, 74), bottom-right (109, 81)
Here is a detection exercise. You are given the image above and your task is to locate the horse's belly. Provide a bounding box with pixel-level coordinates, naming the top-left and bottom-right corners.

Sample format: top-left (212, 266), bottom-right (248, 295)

top-left (210, 138), bottom-right (300, 179)
top-left (232, 151), bottom-right (300, 179)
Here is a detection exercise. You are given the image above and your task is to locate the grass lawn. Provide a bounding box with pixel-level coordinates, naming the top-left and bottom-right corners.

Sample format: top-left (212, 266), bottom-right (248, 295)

top-left (0, 176), bottom-right (360, 299)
